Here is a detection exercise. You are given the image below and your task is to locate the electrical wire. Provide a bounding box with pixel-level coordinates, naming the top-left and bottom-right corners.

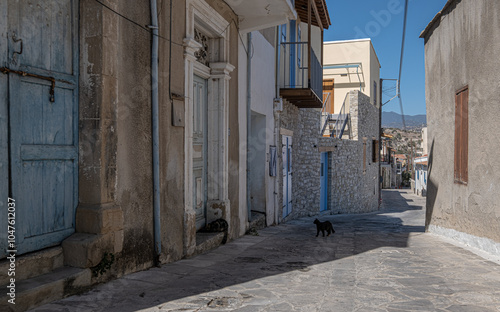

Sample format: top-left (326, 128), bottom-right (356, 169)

top-left (94, 0), bottom-right (183, 47)
top-left (231, 19), bottom-right (254, 58)
top-left (93, 0), bottom-right (255, 59)
top-left (397, 0), bottom-right (409, 131)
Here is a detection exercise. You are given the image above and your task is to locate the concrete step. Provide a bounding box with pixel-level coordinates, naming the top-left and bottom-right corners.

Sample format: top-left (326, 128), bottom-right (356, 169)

top-left (0, 266), bottom-right (91, 311)
top-left (0, 246), bottom-right (63, 286)
top-left (249, 211), bottom-right (266, 231)
top-left (193, 232), bottom-right (225, 257)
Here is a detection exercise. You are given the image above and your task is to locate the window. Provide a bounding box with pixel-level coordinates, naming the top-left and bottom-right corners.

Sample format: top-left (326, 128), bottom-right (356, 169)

top-left (454, 86), bottom-right (468, 184)
top-left (373, 81), bottom-right (378, 107)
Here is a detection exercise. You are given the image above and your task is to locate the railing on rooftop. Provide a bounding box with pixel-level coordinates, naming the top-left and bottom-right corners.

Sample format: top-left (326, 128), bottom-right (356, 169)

top-left (320, 92), bottom-right (332, 135)
top-left (332, 93), bottom-right (350, 138)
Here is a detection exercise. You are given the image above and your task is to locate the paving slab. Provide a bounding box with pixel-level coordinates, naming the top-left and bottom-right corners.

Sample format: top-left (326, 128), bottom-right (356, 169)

top-left (31, 190), bottom-right (500, 312)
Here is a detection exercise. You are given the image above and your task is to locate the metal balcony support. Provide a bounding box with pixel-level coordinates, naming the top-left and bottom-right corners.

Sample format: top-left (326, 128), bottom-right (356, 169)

top-left (332, 93), bottom-right (350, 139)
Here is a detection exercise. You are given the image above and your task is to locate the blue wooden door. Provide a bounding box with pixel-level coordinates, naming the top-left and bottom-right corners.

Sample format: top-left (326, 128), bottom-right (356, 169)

top-left (282, 136), bottom-right (292, 218)
top-left (1, 0), bottom-right (79, 258)
top-left (320, 152), bottom-right (328, 211)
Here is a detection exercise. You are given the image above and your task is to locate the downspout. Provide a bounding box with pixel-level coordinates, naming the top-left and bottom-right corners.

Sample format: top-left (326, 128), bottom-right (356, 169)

top-left (150, 0), bottom-right (161, 265)
top-left (246, 32), bottom-right (252, 222)
top-left (273, 25), bottom-right (281, 225)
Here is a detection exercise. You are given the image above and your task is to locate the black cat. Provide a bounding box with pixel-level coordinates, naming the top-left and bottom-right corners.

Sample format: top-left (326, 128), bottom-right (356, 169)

top-left (203, 218), bottom-right (228, 244)
top-left (313, 218), bottom-right (335, 237)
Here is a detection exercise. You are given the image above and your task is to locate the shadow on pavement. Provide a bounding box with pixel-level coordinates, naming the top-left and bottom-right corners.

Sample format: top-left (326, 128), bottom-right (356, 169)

top-left (33, 190), bottom-right (426, 312)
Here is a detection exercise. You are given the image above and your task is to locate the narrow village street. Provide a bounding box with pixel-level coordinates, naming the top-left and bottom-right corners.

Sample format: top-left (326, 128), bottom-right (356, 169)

top-left (32, 190), bottom-right (500, 312)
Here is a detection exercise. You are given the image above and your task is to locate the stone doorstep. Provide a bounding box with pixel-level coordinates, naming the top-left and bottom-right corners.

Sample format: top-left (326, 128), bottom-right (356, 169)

top-left (249, 211), bottom-right (266, 231)
top-left (0, 246), bottom-right (64, 286)
top-left (192, 232), bottom-right (225, 257)
top-left (0, 266), bottom-right (92, 312)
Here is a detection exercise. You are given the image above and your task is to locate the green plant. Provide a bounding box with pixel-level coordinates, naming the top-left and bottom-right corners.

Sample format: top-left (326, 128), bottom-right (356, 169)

top-left (402, 171), bottom-right (412, 187)
top-left (92, 252), bottom-right (115, 277)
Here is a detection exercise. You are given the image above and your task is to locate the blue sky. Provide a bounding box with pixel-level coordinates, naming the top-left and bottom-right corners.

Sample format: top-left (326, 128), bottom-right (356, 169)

top-left (324, 0), bottom-right (448, 116)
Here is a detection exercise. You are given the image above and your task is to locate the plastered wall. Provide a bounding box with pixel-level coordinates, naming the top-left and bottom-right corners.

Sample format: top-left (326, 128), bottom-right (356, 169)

top-left (423, 0), bottom-right (500, 244)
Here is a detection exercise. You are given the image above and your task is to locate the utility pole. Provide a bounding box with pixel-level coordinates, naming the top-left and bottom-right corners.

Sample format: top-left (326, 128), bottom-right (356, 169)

top-left (410, 137), bottom-right (414, 179)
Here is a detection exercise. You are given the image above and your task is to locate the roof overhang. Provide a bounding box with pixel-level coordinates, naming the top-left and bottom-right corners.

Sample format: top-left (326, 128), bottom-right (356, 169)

top-left (295, 0), bottom-right (331, 29)
top-left (228, 0), bottom-right (297, 33)
top-left (420, 0), bottom-right (458, 39)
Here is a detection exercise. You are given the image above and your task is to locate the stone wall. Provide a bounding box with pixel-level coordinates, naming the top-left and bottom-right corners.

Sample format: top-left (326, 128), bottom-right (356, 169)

top-left (320, 138), bottom-right (379, 214)
top-left (319, 90), bottom-right (380, 214)
top-left (279, 101), bottom-right (322, 220)
top-left (349, 90), bottom-right (379, 141)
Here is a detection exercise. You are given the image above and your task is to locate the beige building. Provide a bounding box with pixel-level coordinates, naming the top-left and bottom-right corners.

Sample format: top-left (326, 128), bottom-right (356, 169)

top-left (323, 39), bottom-right (381, 114)
top-left (421, 0), bottom-right (500, 257)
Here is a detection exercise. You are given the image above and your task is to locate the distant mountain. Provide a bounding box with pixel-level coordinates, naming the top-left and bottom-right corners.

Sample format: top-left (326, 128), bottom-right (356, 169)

top-left (382, 111), bottom-right (426, 129)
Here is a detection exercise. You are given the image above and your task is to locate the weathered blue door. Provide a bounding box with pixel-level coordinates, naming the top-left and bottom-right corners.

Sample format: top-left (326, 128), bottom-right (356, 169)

top-left (1, 0), bottom-right (79, 258)
top-left (282, 136), bottom-right (292, 218)
top-left (320, 152), bottom-right (328, 211)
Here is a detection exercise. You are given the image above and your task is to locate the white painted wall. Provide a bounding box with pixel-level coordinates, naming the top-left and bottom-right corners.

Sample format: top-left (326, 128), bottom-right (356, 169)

top-left (299, 22), bottom-right (323, 65)
top-left (421, 127), bottom-right (428, 155)
top-left (249, 30), bottom-right (277, 226)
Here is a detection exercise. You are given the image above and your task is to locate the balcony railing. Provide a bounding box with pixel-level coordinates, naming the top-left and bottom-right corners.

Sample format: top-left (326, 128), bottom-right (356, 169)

top-left (279, 41), bottom-right (323, 108)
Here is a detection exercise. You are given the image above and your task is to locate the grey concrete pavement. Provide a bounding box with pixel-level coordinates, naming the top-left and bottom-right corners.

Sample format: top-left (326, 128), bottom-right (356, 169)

top-left (32, 190), bottom-right (500, 311)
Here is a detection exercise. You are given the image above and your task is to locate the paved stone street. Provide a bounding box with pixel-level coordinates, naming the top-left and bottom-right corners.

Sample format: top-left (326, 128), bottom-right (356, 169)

top-left (32, 190), bottom-right (500, 312)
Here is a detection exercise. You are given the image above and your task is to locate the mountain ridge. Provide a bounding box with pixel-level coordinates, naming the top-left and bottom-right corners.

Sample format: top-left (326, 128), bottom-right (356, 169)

top-left (382, 111), bottom-right (426, 129)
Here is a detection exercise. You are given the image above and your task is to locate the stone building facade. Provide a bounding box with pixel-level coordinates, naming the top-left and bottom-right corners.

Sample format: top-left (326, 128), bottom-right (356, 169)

top-left (319, 91), bottom-right (380, 214)
top-left (279, 101), bottom-right (322, 220)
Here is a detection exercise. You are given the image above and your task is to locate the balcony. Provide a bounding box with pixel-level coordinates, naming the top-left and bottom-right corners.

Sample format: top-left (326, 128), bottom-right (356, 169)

top-left (280, 42), bottom-right (323, 108)
top-left (226, 0), bottom-right (296, 33)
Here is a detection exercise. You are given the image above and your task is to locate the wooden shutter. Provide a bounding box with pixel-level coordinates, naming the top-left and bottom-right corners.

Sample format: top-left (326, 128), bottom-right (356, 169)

top-left (461, 88), bottom-right (468, 183)
top-left (454, 92), bottom-right (460, 181)
top-left (323, 79), bottom-right (334, 114)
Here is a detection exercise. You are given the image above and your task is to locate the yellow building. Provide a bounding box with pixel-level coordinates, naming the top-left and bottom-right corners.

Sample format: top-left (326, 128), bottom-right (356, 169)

top-left (323, 39), bottom-right (381, 114)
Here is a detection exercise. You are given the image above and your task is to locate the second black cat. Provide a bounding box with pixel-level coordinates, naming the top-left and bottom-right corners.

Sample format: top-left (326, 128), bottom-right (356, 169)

top-left (203, 218), bottom-right (229, 244)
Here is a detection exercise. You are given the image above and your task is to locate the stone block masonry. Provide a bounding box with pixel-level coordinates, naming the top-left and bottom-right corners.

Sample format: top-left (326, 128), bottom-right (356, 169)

top-left (320, 90), bottom-right (380, 214)
top-left (278, 100), bottom-right (322, 220)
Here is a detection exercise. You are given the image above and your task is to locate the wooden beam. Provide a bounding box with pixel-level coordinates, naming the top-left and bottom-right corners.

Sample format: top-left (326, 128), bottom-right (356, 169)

top-left (321, 30), bottom-right (324, 66)
top-left (311, 0), bottom-right (323, 30)
top-left (279, 87), bottom-right (323, 108)
top-left (318, 0), bottom-right (330, 29)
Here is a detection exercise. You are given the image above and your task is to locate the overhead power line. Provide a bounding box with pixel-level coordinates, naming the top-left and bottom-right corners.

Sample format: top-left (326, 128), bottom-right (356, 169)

top-left (94, 0), bottom-right (184, 47)
top-left (397, 0), bottom-right (409, 131)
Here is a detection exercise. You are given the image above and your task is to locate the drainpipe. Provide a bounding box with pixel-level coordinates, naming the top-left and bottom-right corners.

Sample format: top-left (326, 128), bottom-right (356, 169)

top-left (273, 25), bottom-right (281, 225)
top-left (150, 0), bottom-right (161, 265)
top-left (246, 32), bottom-right (252, 223)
